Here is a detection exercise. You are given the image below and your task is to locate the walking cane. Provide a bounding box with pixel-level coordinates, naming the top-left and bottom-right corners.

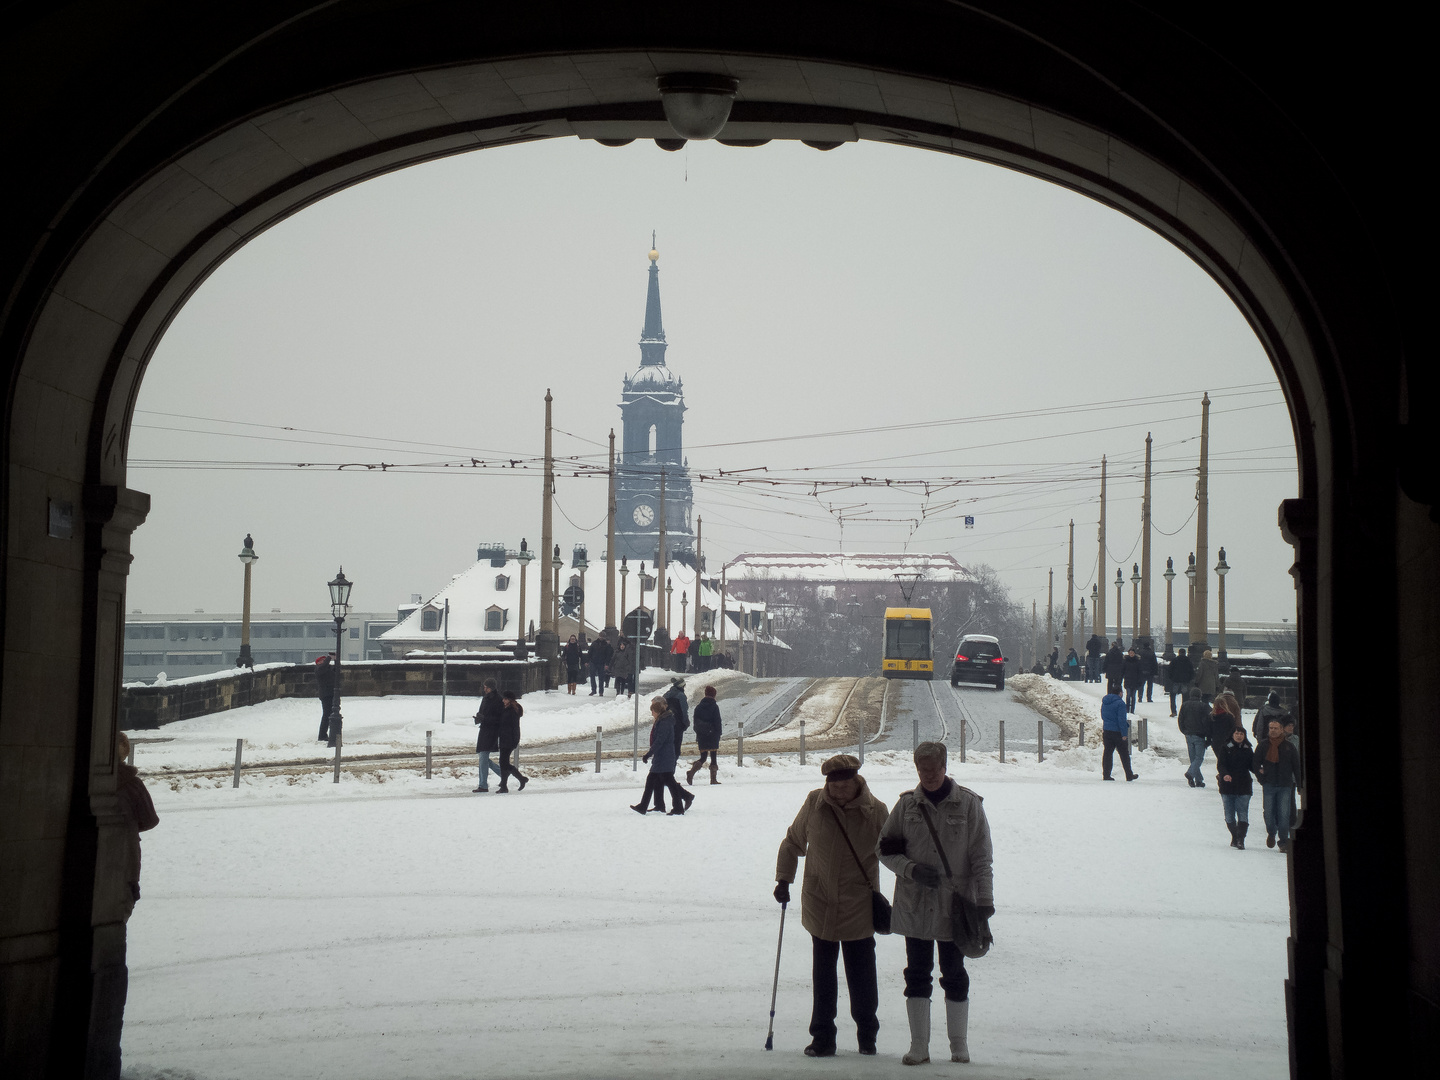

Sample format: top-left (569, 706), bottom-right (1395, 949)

top-left (764, 901), bottom-right (788, 1050)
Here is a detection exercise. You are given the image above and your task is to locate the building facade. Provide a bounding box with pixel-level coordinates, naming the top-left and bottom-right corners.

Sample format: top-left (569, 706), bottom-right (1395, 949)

top-left (614, 245), bottom-right (694, 563)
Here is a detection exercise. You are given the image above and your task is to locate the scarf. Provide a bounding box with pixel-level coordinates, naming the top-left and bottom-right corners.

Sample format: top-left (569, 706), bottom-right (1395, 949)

top-left (1265, 734), bottom-right (1283, 762)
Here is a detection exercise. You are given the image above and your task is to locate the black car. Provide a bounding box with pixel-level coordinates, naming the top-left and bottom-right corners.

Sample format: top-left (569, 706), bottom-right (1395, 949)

top-left (951, 635), bottom-right (1007, 690)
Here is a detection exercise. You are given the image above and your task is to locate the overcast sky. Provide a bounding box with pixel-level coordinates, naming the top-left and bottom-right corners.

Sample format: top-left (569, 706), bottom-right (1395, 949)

top-left (127, 136), bottom-right (1297, 628)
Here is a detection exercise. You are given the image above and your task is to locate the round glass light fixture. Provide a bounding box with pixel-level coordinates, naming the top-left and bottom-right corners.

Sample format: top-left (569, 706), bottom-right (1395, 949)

top-left (657, 72), bottom-right (739, 141)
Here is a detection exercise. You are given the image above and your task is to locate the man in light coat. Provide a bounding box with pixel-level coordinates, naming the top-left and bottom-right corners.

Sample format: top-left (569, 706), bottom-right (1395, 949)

top-left (775, 754), bottom-right (890, 1058)
top-left (877, 742), bottom-right (994, 1065)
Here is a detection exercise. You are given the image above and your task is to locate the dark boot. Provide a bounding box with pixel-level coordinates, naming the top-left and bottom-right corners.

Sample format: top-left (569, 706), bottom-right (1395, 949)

top-left (1236, 823), bottom-right (1248, 849)
top-left (685, 760), bottom-right (701, 785)
top-left (709, 760), bottom-right (720, 785)
top-left (1227, 822), bottom-right (1238, 847)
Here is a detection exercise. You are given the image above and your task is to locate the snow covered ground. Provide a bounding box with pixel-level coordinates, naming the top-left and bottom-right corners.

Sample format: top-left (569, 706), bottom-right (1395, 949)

top-left (127, 669), bottom-right (746, 773)
top-left (121, 694), bottom-right (1291, 1080)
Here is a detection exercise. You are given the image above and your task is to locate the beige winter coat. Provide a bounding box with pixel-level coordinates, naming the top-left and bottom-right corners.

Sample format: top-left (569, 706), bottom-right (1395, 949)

top-left (878, 782), bottom-right (994, 941)
top-left (776, 778), bottom-right (889, 942)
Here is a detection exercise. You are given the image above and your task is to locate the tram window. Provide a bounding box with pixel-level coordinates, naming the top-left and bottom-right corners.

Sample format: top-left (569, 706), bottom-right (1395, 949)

top-left (886, 621), bottom-right (931, 660)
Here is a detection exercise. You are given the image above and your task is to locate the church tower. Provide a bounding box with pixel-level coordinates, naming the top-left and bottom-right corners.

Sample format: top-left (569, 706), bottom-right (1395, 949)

top-left (614, 243), bottom-right (694, 563)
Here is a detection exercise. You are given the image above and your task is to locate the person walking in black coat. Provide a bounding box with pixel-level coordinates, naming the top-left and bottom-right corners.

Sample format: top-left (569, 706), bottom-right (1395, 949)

top-left (495, 689), bottom-right (528, 793)
top-left (1085, 634), bottom-right (1105, 683)
top-left (473, 679), bottom-right (504, 792)
top-left (1253, 718), bottom-right (1301, 850)
top-left (1121, 647), bottom-right (1144, 709)
top-left (1216, 726), bottom-right (1254, 848)
top-left (632, 697), bottom-right (692, 815)
top-left (664, 676), bottom-right (690, 755)
top-left (562, 634), bottom-right (583, 695)
top-left (1139, 644), bottom-right (1159, 702)
top-left (1167, 647), bottom-right (1194, 716)
top-left (686, 685), bottom-right (723, 785)
top-left (1252, 692), bottom-right (1291, 744)
top-left (1102, 643), bottom-right (1125, 695)
top-left (587, 635), bottom-right (614, 696)
top-left (1177, 688), bottom-right (1212, 788)
top-left (612, 638), bottom-right (635, 697)
top-left (315, 654), bottom-right (337, 742)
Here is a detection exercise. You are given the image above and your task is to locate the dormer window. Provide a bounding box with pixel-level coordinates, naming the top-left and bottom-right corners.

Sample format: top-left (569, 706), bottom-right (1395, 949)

top-left (485, 605), bottom-right (508, 632)
top-left (495, 574), bottom-right (510, 592)
top-left (420, 605), bottom-right (441, 632)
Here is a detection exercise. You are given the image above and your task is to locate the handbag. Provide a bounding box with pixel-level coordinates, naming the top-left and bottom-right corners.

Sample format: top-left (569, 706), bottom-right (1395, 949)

top-left (827, 804), bottom-right (892, 935)
top-left (917, 800), bottom-right (992, 959)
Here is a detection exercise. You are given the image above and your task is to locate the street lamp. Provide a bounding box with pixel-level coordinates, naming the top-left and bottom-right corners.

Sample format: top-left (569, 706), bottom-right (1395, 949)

top-left (1215, 546), bottom-right (1230, 660)
top-left (1078, 596), bottom-right (1087, 643)
top-left (236, 534), bottom-right (257, 669)
top-left (1185, 552), bottom-right (1198, 651)
top-left (1113, 567), bottom-right (1124, 645)
top-left (551, 543), bottom-right (563, 636)
top-left (665, 577), bottom-right (674, 642)
top-left (618, 557), bottom-right (629, 647)
top-left (1163, 555), bottom-right (1176, 647)
top-left (325, 567), bottom-right (353, 748)
top-left (515, 539), bottom-right (534, 657)
top-left (1131, 562), bottom-right (1141, 648)
top-left (573, 544), bottom-right (589, 642)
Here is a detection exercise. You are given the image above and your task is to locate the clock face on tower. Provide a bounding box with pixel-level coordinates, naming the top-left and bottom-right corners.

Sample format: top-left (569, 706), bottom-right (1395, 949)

top-left (632, 502), bottom-right (656, 527)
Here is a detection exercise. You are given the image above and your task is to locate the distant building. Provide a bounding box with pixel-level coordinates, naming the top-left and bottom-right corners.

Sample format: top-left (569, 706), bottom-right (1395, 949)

top-left (122, 610), bottom-right (396, 684)
top-left (614, 245), bottom-right (694, 563)
top-left (726, 552), bottom-right (975, 624)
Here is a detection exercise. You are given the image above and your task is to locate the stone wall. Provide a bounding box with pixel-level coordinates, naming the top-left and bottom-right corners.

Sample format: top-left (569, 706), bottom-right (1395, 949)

top-left (120, 660), bottom-right (552, 730)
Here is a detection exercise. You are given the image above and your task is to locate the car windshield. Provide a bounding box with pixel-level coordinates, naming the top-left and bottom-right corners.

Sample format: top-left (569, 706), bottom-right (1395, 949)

top-left (886, 621), bottom-right (931, 660)
top-left (959, 640), bottom-right (998, 659)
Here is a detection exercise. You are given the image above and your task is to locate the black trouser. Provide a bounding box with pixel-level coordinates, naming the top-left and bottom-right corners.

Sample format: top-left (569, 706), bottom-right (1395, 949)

top-left (590, 666), bottom-right (609, 693)
top-left (637, 770), bottom-right (686, 810)
top-left (903, 937), bottom-right (969, 1002)
top-left (318, 694), bottom-right (335, 741)
top-left (1125, 686), bottom-right (1138, 709)
top-left (1106, 675), bottom-right (1121, 694)
top-left (498, 748), bottom-right (524, 787)
top-left (1168, 687), bottom-right (1179, 714)
top-left (1144, 677), bottom-right (1155, 702)
top-left (1102, 729), bottom-right (1134, 779)
top-left (810, 935), bottom-right (879, 1049)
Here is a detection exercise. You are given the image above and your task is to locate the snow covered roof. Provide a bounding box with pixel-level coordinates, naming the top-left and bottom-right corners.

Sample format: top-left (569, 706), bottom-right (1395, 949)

top-left (726, 552), bottom-right (974, 584)
top-left (381, 557), bottom-right (601, 646)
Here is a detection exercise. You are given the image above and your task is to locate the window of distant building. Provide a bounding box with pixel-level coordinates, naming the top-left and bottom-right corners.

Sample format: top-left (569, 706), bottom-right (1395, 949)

top-left (495, 574), bottom-right (510, 592)
top-left (485, 605), bottom-right (508, 632)
top-left (420, 606), bottom-right (441, 632)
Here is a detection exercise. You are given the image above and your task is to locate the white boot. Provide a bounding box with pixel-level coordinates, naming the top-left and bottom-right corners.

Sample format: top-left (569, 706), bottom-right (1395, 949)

top-left (946, 998), bottom-right (970, 1063)
top-left (902, 997), bottom-right (930, 1065)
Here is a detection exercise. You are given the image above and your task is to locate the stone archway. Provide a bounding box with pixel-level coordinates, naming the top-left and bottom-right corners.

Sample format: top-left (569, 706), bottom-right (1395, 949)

top-left (1, 7), bottom-right (1428, 1078)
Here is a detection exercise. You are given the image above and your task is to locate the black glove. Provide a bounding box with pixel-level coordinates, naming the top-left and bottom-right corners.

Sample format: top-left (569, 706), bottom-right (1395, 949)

top-left (911, 864), bottom-right (942, 888)
top-left (978, 904), bottom-right (995, 919)
top-left (774, 881), bottom-right (790, 904)
top-left (642, 753), bottom-right (651, 764)
top-left (878, 835), bottom-right (907, 857)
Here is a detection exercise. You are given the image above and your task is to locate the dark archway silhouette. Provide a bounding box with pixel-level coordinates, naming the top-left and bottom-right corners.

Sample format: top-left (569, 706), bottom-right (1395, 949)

top-left (0, 6), bottom-right (1428, 1078)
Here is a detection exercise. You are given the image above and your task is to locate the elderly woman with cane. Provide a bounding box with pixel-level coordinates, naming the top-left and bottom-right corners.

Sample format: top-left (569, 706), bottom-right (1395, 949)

top-left (773, 754), bottom-right (889, 1058)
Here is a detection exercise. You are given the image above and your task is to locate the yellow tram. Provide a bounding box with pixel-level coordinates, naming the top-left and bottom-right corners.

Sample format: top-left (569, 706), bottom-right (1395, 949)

top-left (881, 607), bottom-right (934, 679)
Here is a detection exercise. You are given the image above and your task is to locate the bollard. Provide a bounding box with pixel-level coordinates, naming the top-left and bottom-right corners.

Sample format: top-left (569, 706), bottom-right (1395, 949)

top-left (799, 720), bottom-right (807, 765)
top-left (998, 719), bottom-right (1005, 763)
top-left (1038, 720), bottom-right (1044, 762)
top-left (128, 742), bottom-right (136, 767)
top-left (232, 738), bottom-right (242, 788)
top-left (737, 723), bottom-right (745, 767)
top-left (595, 726), bottom-right (602, 773)
top-left (960, 712), bottom-right (966, 764)
top-left (425, 731), bottom-right (432, 780)
top-left (332, 731), bottom-right (342, 784)
top-left (1142, 718), bottom-right (1149, 751)
top-left (913, 708), bottom-right (919, 752)
top-left (1079, 722), bottom-right (1085, 747)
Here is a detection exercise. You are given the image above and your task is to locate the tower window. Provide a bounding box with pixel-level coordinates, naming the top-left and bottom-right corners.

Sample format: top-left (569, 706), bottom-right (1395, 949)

top-left (649, 424), bottom-right (657, 455)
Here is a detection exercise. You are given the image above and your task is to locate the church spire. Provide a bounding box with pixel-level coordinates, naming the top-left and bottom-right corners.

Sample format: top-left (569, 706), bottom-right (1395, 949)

top-left (639, 237), bottom-right (667, 366)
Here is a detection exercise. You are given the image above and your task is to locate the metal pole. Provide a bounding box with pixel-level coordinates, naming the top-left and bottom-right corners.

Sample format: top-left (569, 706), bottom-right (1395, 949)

top-left (127, 741), bottom-right (135, 767)
top-left (1141, 433), bottom-right (1153, 641)
top-left (425, 731), bottom-right (432, 779)
top-left (657, 469), bottom-right (668, 634)
top-left (1097, 454), bottom-right (1107, 641)
top-left (440, 598), bottom-right (449, 724)
top-left (332, 729), bottom-right (342, 784)
top-left (1193, 393), bottom-right (1211, 649)
top-left (799, 719), bottom-right (807, 765)
top-left (960, 707), bottom-right (966, 763)
top-left (633, 666), bottom-right (640, 771)
top-left (1079, 722), bottom-right (1085, 747)
top-left (596, 726), bottom-right (602, 773)
top-left (737, 721), bottom-right (745, 767)
top-left (913, 705), bottom-right (919, 752)
top-left (1038, 720), bottom-right (1044, 762)
top-left (232, 738), bottom-right (242, 788)
top-left (998, 719), bottom-right (1005, 763)
top-left (605, 429), bottom-right (617, 639)
top-left (1065, 521), bottom-right (1075, 656)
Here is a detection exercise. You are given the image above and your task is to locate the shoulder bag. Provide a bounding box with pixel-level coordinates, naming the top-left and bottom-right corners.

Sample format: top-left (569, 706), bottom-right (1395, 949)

top-left (827, 804), bottom-right (892, 935)
top-left (917, 799), bottom-right (991, 959)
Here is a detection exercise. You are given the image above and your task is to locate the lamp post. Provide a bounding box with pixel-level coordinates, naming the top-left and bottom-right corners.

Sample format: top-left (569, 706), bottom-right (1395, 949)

top-left (236, 534), bottom-right (257, 669)
top-left (1215, 547), bottom-right (1230, 660)
top-left (574, 545), bottom-right (589, 641)
top-left (1185, 553), bottom-right (1198, 650)
top-left (515, 539), bottom-right (534, 658)
top-left (618, 557), bottom-right (629, 649)
top-left (680, 590), bottom-right (689, 640)
top-left (551, 544), bottom-right (563, 640)
top-left (325, 568), bottom-right (353, 748)
top-left (1163, 556), bottom-right (1176, 647)
top-left (1130, 562), bottom-right (1141, 648)
top-left (1078, 596), bottom-right (1087, 647)
top-left (1113, 568), bottom-right (1124, 645)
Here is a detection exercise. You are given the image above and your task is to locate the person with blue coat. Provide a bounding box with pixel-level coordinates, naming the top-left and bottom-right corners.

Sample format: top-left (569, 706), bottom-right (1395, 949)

top-left (1100, 690), bottom-right (1139, 781)
top-left (631, 696), bottom-right (693, 815)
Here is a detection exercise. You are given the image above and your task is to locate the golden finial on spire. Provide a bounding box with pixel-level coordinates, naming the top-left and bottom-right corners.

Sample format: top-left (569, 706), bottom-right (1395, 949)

top-left (649, 230), bottom-right (658, 261)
